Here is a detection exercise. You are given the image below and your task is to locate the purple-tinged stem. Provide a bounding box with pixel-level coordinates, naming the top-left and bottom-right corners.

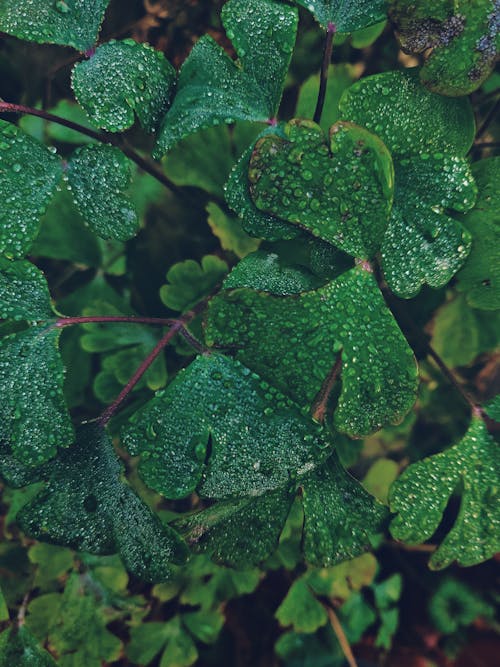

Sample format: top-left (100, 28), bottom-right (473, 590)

top-left (313, 22), bottom-right (336, 125)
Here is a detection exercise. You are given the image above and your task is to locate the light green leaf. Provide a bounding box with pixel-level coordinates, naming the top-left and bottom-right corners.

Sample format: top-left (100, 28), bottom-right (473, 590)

top-left (306, 553), bottom-right (378, 599)
top-left (66, 144), bottom-right (138, 241)
top-left (248, 118), bottom-right (394, 258)
top-left (0, 120), bottom-right (62, 259)
top-left (275, 578), bottom-right (328, 633)
top-left (0, 326), bottom-right (73, 466)
top-left (127, 622), bottom-right (176, 665)
top-left (154, 0), bottom-right (298, 155)
top-left (0, 626), bottom-right (57, 667)
top-left (295, 0), bottom-right (386, 31)
top-left (16, 424), bottom-right (189, 582)
top-left (123, 354), bottom-right (333, 500)
top-left (456, 157), bottom-right (500, 310)
top-left (362, 459), bottom-right (399, 504)
top-left (72, 39), bottom-right (176, 132)
top-left (207, 266), bottom-right (418, 437)
top-left (428, 578), bottom-right (494, 634)
top-left (0, 259), bottom-right (53, 321)
top-left (0, 587), bottom-right (8, 622)
top-left (389, 418), bottom-right (500, 569)
top-left (159, 617), bottom-right (198, 667)
top-left (207, 202), bottom-right (260, 259)
top-left (182, 609), bottom-right (225, 644)
top-left (159, 255), bottom-right (228, 311)
top-left (389, 0), bottom-right (500, 95)
top-left (0, 0), bottom-right (111, 52)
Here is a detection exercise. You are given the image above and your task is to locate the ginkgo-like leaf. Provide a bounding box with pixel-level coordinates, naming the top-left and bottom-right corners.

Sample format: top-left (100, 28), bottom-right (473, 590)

top-left (0, 326), bottom-right (73, 466)
top-left (14, 424), bottom-right (188, 582)
top-left (275, 578), bottom-right (328, 633)
top-left (0, 0), bottom-right (111, 51)
top-left (248, 119), bottom-right (393, 258)
top-left (294, 0), bottom-right (386, 31)
top-left (0, 259), bottom-right (53, 321)
top-left (154, 0), bottom-right (298, 155)
top-left (159, 256), bottom-right (228, 312)
top-left (0, 121), bottom-right (62, 259)
top-left (122, 353), bottom-right (333, 500)
top-left (206, 265), bottom-right (418, 437)
top-left (389, 0), bottom-right (500, 95)
top-left (66, 144), bottom-right (138, 241)
top-left (389, 418), bottom-right (500, 569)
top-left (72, 39), bottom-right (176, 133)
top-left (0, 625), bottom-right (57, 667)
top-left (456, 158), bottom-right (500, 310)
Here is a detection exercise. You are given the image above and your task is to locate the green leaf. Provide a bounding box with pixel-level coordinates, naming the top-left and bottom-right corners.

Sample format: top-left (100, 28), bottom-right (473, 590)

top-left (0, 0), bottom-right (111, 52)
top-left (389, 0), bottom-right (500, 95)
top-left (0, 326), bottom-right (73, 466)
top-left (159, 255), bottom-right (228, 312)
top-left (182, 609), bottom-right (225, 644)
top-left (456, 157), bottom-right (500, 310)
top-left (0, 626), bottom-right (57, 667)
top-left (485, 395), bottom-right (500, 422)
top-left (66, 144), bottom-right (138, 241)
top-left (428, 578), bottom-right (494, 634)
top-left (275, 578), bottom-right (328, 633)
top-left (154, 0), bottom-right (298, 155)
top-left (295, 0), bottom-right (386, 31)
top-left (206, 265), bottom-right (418, 437)
top-left (72, 39), bottom-right (176, 133)
top-left (362, 459), bottom-right (399, 504)
top-left (389, 418), bottom-right (500, 569)
top-left (127, 622), bottom-right (177, 665)
top-left (248, 119), bottom-right (394, 258)
top-left (339, 69), bottom-right (475, 157)
top-left (0, 120), bottom-right (62, 259)
top-left (306, 553), bottom-right (378, 599)
top-left (300, 454), bottom-right (388, 566)
top-left (0, 259), bottom-right (53, 321)
top-left (380, 154), bottom-right (475, 297)
top-left (159, 617), bottom-right (198, 667)
top-left (207, 202), bottom-right (260, 259)
top-left (123, 354), bottom-right (333, 500)
top-left (28, 543), bottom-right (74, 592)
top-left (16, 424), bottom-right (189, 582)
top-left (0, 587), bottom-right (8, 622)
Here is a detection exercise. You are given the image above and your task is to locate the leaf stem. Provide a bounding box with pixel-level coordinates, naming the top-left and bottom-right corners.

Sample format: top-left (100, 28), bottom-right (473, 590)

top-left (0, 101), bottom-right (181, 195)
top-left (425, 344), bottom-right (479, 413)
top-left (56, 315), bottom-right (176, 328)
top-left (311, 352), bottom-right (342, 422)
top-left (475, 97), bottom-right (500, 141)
top-left (322, 601), bottom-right (358, 667)
top-left (313, 22), bottom-right (336, 125)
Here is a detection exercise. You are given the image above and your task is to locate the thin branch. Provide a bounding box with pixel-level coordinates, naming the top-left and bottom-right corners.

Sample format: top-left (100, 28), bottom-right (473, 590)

top-left (311, 352), bottom-right (342, 422)
top-left (17, 593), bottom-right (30, 627)
top-left (473, 141), bottom-right (500, 150)
top-left (313, 22), bottom-right (336, 124)
top-left (388, 539), bottom-right (437, 554)
top-left (426, 344), bottom-right (479, 412)
top-left (475, 97), bottom-right (500, 141)
top-left (323, 603), bottom-right (358, 667)
top-left (56, 315), bottom-right (175, 328)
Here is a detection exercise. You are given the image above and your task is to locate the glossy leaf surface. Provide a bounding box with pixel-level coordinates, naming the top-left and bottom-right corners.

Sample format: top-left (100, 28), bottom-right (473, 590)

top-left (295, 0), bottom-right (386, 31)
top-left (0, 626), bottom-right (57, 667)
top-left (0, 259), bottom-right (53, 321)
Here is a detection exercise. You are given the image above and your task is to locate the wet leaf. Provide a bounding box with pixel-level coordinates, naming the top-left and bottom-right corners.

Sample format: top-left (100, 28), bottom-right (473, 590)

top-left (154, 0), bottom-right (298, 155)
top-left (0, 259), bottom-right (53, 321)
top-left (0, 326), bottom-right (73, 466)
top-left (159, 255), bottom-right (228, 312)
top-left (295, 0), bottom-right (386, 31)
top-left (123, 354), bottom-right (333, 500)
top-left (72, 39), bottom-right (176, 133)
top-left (0, 0), bottom-right (111, 52)
top-left (248, 119), bottom-right (393, 258)
top-left (389, 418), bottom-right (500, 569)
top-left (0, 121), bottom-right (62, 259)
top-left (16, 424), bottom-right (189, 582)
top-left (66, 144), bottom-right (138, 241)
top-left (0, 626), bottom-right (57, 667)
top-left (456, 157), bottom-right (500, 310)
top-left (389, 0), bottom-right (500, 95)
top-left (206, 266), bottom-right (418, 437)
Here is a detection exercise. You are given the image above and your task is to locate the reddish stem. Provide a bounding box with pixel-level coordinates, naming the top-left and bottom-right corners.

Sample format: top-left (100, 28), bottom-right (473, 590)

top-left (311, 353), bottom-right (342, 423)
top-left (56, 315), bottom-right (175, 328)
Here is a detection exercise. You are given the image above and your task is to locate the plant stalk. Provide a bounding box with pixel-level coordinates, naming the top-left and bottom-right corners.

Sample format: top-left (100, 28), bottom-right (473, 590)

top-left (313, 22), bottom-right (336, 125)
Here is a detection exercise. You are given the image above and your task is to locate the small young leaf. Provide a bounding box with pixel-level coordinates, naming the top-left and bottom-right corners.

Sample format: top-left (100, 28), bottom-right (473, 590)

top-left (389, 0), bottom-right (500, 95)
top-left (0, 0), bottom-right (111, 52)
top-left (159, 255), bottom-right (228, 312)
top-left (123, 354), bottom-right (333, 500)
top-left (16, 424), bottom-right (188, 582)
top-left (0, 121), bottom-right (62, 259)
top-left (0, 626), bottom-right (57, 667)
top-left (456, 157), bottom-right (500, 310)
top-left (66, 144), bottom-right (138, 241)
top-left (275, 578), bottom-right (328, 633)
top-left (0, 326), bottom-right (73, 466)
top-left (248, 119), bottom-right (394, 258)
top-left (154, 0), bottom-right (298, 155)
top-left (295, 0), bottom-right (386, 32)
top-left (206, 202), bottom-right (260, 259)
top-left (0, 259), bottom-right (53, 321)
top-left (72, 39), bottom-right (176, 133)
top-left (389, 418), bottom-right (500, 569)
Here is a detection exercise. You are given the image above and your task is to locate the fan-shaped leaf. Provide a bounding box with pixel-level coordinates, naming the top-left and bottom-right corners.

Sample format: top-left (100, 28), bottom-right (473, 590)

top-left (0, 259), bottom-right (53, 321)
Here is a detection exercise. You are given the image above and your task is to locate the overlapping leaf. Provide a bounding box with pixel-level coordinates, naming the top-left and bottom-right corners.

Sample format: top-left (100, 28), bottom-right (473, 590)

top-left (0, 259), bottom-right (53, 321)
top-left (160, 256), bottom-right (228, 312)
top-left (206, 265), bottom-right (418, 437)
top-left (389, 418), bottom-right (500, 569)
top-left (0, 121), bottom-right (62, 259)
top-left (339, 69), bottom-right (477, 296)
top-left (123, 353), bottom-right (333, 500)
top-left (6, 424), bottom-right (188, 582)
top-left (389, 0), bottom-right (500, 95)
top-left (0, 626), bottom-right (57, 667)
top-left (66, 144), bottom-right (138, 241)
top-left (0, 326), bottom-right (73, 466)
top-left (456, 158), bottom-right (500, 310)
top-left (294, 0), bottom-right (387, 32)
top-left (72, 39), bottom-right (176, 132)
top-left (0, 0), bottom-right (111, 51)
top-left (248, 119), bottom-right (393, 257)
top-left (154, 0), bottom-right (298, 155)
